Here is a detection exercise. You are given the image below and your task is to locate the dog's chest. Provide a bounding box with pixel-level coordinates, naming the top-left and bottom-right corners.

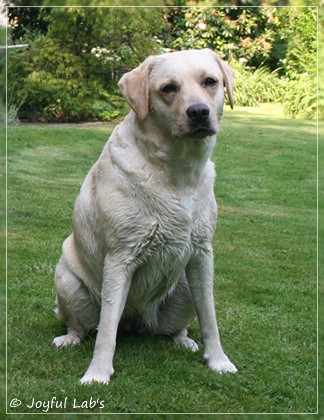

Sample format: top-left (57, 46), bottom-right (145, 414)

top-left (125, 196), bottom-right (194, 308)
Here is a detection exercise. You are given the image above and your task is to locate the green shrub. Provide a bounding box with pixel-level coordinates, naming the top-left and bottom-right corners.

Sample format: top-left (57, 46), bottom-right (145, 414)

top-left (231, 61), bottom-right (315, 119)
top-left (87, 95), bottom-right (129, 122)
top-left (283, 76), bottom-right (316, 119)
top-left (8, 37), bottom-right (90, 122)
top-left (231, 61), bottom-right (282, 107)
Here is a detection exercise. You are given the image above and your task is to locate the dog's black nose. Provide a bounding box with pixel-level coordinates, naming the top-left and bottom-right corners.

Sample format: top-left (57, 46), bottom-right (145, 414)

top-left (186, 103), bottom-right (210, 122)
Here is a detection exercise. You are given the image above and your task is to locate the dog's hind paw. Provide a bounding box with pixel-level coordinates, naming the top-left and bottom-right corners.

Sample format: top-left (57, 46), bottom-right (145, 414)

top-left (53, 333), bottom-right (81, 348)
top-left (173, 330), bottom-right (199, 352)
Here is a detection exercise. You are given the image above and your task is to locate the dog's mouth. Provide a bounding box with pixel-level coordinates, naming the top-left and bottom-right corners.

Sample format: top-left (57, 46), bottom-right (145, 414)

top-left (188, 125), bottom-right (217, 139)
top-left (173, 122), bottom-right (217, 140)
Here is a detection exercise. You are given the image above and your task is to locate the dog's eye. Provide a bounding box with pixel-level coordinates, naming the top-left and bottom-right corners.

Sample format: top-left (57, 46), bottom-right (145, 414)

top-left (161, 84), bottom-right (177, 94)
top-left (203, 77), bottom-right (218, 87)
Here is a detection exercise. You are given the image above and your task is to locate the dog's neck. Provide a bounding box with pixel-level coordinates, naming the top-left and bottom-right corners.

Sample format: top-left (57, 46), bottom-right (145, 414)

top-left (131, 113), bottom-right (216, 189)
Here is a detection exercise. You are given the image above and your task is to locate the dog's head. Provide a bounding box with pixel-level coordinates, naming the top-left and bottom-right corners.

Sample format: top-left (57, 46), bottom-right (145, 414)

top-left (118, 49), bottom-right (234, 139)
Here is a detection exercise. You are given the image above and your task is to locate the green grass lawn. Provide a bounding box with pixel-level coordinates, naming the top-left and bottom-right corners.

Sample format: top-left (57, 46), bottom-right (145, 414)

top-left (6, 105), bottom-right (317, 415)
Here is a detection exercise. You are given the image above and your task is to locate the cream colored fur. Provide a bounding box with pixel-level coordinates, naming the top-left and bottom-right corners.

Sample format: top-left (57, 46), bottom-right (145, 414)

top-left (53, 48), bottom-right (237, 384)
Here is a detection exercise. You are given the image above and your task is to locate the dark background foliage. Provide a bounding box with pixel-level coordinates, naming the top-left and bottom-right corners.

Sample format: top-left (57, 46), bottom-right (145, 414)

top-left (5, 2), bottom-right (317, 122)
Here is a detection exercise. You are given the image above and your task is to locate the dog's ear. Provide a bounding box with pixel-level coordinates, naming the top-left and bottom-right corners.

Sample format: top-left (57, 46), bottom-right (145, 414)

top-left (219, 59), bottom-right (235, 110)
top-left (118, 56), bottom-right (155, 121)
top-left (209, 50), bottom-right (235, 110)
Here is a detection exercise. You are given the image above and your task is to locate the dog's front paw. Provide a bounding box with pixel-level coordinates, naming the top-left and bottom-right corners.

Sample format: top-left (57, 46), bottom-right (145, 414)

top-left (205, 353), bottom-right (237, 374)
top-left (80, 367), bottom-right (114, 385)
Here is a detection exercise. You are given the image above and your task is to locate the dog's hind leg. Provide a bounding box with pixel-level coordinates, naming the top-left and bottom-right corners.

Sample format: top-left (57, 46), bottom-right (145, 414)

top-left (154, 272), bottom-right (199, 351)
top-left (53, 257), bottom-right (100, 348)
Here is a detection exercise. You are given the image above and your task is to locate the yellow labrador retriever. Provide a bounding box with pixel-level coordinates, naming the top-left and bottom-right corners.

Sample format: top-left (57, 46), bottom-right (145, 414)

top-left (53, 48), bottom-right (237, 384)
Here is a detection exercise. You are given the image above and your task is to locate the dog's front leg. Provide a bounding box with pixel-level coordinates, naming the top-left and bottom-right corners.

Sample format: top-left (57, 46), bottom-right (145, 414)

top-left (186, 249), bottom-right (237, 374)
top-left (80, 257), bottom-right (131, 385)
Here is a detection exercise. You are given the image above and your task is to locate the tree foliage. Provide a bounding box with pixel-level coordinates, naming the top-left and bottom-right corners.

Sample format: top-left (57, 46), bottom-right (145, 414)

top-left (8, 5), bottom-right (51, 41)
